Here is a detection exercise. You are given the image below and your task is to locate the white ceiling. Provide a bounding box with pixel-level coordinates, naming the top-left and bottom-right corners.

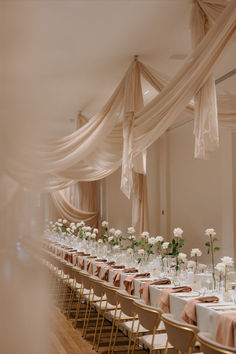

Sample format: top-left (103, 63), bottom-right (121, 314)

top-left (1, 0), bottom-right (235, 137)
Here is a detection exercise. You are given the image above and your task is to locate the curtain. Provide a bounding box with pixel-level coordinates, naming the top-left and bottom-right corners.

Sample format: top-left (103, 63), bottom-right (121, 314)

top-left (5, 1), bottom-right (236, 201)
top-left (50, 114), bottom-right (100, 227)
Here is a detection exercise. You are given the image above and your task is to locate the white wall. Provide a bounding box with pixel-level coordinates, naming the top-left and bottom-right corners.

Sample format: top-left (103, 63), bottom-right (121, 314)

top-left (103, 121), bottom-right (235, 264)
top-left (167, 121), bottom-right (234, 263)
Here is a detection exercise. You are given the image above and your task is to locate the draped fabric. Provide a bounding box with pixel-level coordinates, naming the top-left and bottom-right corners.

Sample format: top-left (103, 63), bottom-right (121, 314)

top-left (51, 189), bottom-right (99, 228)
top-left (4, 0), bottom-right (236, 201)
top-left (190, 0), bottom-right (228, 159)
top-left (132, 172), bottom-right (149, 232)
top-left (51, 114), bottom-right (100, 227)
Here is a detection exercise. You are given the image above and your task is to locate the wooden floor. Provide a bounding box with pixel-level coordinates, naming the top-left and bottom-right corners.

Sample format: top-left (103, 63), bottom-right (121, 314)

top-left (49, 307), bottom-right (97, 354)
top-left (49, 307), bottom-right (148, 354)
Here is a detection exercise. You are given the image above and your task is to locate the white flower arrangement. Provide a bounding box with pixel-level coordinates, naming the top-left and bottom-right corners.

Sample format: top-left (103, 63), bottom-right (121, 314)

top-left (221, 256), bottom-right (234, 266)
top-left (173, 227), bottom-right (183, 238)
top-left (156, 236), bottom-right (164, 243)
top-left (128, 235), bottom-right (136, 241)
top-left (77, 221), bottom-right (85, 227)
top-left (91, 233), bottom-right (97, 239)
top-left (204, 227), bottom-right (219, 289)
top-left (115, 229), bottom-right (122, 237)
top-left (190, 248), bottom-right (202, 273)
top-left (205, 228), bottom-right (216, 237)
top-left (63, 219), bottom-right (67, 224)
top-left (102, 220), bottom-right (109, 228)
top-left (148, 237), bottom-right (156, 245)
top-left (187, 260), bottom-right (196, 270)
top-left (93, 228), bottom-right (98, 234)
top-left (97, 239), bottom-right (103, 245)
top-left (178, 252), bottom-right (187, 261)
top-left (141, 231), bottom-right (149, 239)
top-left (162, 242), bottom-right (170, 250)
top-left (190, 248), bottom-right (202, 258)
top-left (108, 236), bottom-right (114, 243)
top-left (215, 262), bottom-right (226, 274)
top-left (109, 228), bottom-right (116, 234)
top-left (70, 222), bottom-right (75, 227)
top-left (127, 227), bottom-right (135, 235)
top-left (85, 232), bottom-right (91, 238)
top-left (58, 218), bottom-right (62, 223)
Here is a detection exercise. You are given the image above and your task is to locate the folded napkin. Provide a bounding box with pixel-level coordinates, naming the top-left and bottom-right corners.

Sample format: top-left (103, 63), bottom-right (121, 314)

top-left (182, 296), bottom-right (219, 325)
top-left (78, 258), bottom-right (85, 270)
top-left (113, 268), bottom-right (138, 287)
top-left (124, 273), bottom-right (151, 295)
top-left (216, 312), bottom-right (236, 347)
top-left (158, 286), bottom-right (192, 313)
top-left (94, 261), bottom-right (108, 277)
top-left (139, 279), bottom-right (171, 305)
top-left (101, 264), bottom-right (115, 281)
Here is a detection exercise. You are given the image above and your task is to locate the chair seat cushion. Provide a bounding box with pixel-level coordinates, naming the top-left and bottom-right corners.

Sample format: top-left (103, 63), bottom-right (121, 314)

top-left (139, 333), bottom-right (172, 350)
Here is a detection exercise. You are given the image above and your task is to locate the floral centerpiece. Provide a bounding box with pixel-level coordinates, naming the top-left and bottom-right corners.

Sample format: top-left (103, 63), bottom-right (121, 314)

top-left (215, 256), bottom-right (234, 294)
top-left (205, 228), bottom-right (220, 289)
top-left (190, 248), bottom-right (202, 273)
top-left (168, 227), bottom-right (184, 274)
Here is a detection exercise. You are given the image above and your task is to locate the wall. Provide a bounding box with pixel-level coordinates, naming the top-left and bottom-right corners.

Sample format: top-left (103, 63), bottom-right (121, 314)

top-left (98, 120), bottom-right (235, 264)
top-left (167, 121), bottom-right (234, 263)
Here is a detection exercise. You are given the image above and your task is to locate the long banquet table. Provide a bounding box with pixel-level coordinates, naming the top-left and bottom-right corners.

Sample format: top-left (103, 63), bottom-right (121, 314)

top-left (44, 240), bottom-right (236, 346)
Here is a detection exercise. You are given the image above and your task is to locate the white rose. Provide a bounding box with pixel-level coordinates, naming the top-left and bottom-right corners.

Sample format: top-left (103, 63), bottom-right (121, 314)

top-left (58, 219), bottom-right (62, 222)
top-left (98, 239), bottom-right (103, 244)
top-left (109, 228), bottom-right (116, 234)
top-left (156, 236), bottom-right (164, 243)
top-left (91, 233), bottom-right (96, 239)
top-left (178, 252), bottom-right (187, 261)
top-left (102, 221), bottom-right (109, 228)
top-left (173, 227), bottom-right (183, 238)
top-left (221, 256), bottom-right (234, 266)
top-left (138, 249), bottom-right (145, 256)
top-left (70, 222), bottom-right (75, 227)
top-left (148, 237), bottom-right (156, 245)
top-left (198, 263), bottom-right (207, 271)
top-left (115, 229), bottom-right (122, 237)
top-left (205, 228), bottom-right (216, 237)
top-left (80, 221), bottom-right (85, 227)
top-left (108, 236), bottom-right (114, 242)
top-left (66, 227), bottom-right (71, 232)
top-left (63, 219), bottom-right (67, 224)
top-left (128, 235), bottom-right (136, 241)
top-left (190, 248), bottom-right (202, 258)
top-left (93, 228), bottom-right (98, 234)
top-left (215, 262), bottom-right (226, 274)
top-left (187, 260), bottom-right (196, 269)
top-left (162, 242), bottom-right (170, 250)
top-left (141, 231), bottom-right (149, 239)
top-left (127, 248), bottom-right (133, 255)
top-left (127, 227), bottom-right (135, 235)
top-left (85, 232), bottom-right (91, 238)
